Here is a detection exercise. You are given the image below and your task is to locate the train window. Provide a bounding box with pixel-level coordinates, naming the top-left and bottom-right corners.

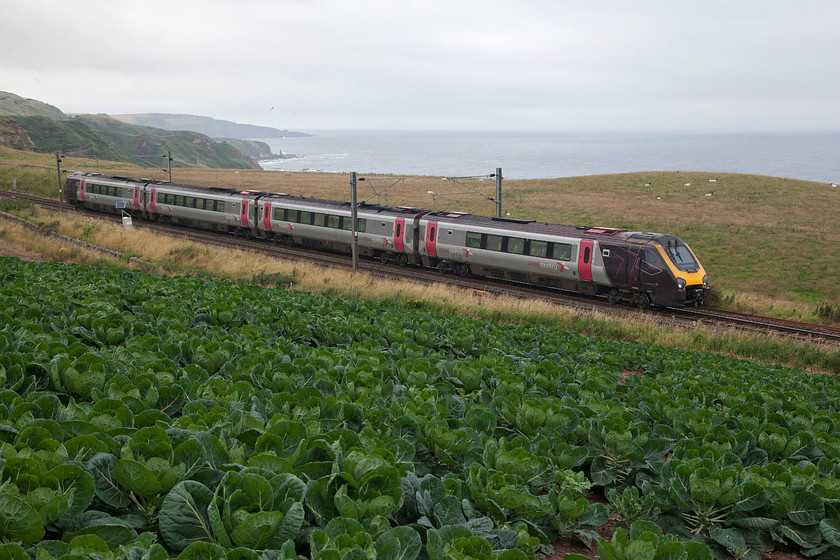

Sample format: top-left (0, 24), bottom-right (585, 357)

top-left (506, 237), bottom-right (526, 255)
top-left (529, 240), bottom-right (548, 258)
top-left (358, 218), bottom-right (367, 232)
top-left (583, 247), bottom-right (591, 264)
top-left (287, 209), bottom-right (299, 223)
top-left (429, 226), bottom-right (436, 241)
top-left (325, 215), bottom-right (337, 228)
top-left (175, 195), bottom-right (185, 207)
top-left (602, 249), bottom-right (611, 258)
top-left (314, 213), bottom-right (326, 227)
top-left (485, 234), bottom-right (503, 252)
top-left (466, 232), bottom-right (482, 248)
top-left (185, 197), bottom-right (195, 208)
top-left (299, 211), bottom-right (312, 225)
top-left (552, 243), bottom-right (573, 261)
top-left (664, 242), bottom-right (699, 271)
top-left (273, 208), bottom-right (282, 220)
top-left (396, 223), bottom-right (402, 238)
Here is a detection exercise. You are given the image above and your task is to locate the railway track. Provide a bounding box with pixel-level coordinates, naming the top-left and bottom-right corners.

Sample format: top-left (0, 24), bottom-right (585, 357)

top-left (3, 189), bottom-right (840, 345)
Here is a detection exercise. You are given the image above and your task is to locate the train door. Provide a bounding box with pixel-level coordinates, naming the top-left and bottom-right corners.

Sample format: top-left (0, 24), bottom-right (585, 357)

top-left (394, 218), bottom-right (405, 252)
top-left (241, 200), bottom-right (249, 227)
top-left (426, 221), bottom-right (438, 257)
top-left (79, 179), bottom-right (86, 201)
top-left (263, 202), bottom-right (272, 232)
top-left (579, 240), bottom-right (593, 281)
top-left (150, 188), bottom-right (157, 213)
top-left (133, 186), bottom-right (140, 210)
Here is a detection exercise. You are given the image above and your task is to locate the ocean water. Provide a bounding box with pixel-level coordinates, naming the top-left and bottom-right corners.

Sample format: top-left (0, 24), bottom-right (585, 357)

top-left (255, 130), bottom-right (840, 183)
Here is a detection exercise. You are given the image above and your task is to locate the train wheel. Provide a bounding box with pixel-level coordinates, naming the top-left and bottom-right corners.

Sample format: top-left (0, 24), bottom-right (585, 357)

top-left (279, 235), bottom-right (293, 246)
top-left (607, 289), bottom-right (621, 304)
top-left (456, 264), bottom-right (470, 277)
top-left (395, 254), bottom-right (408, 267)
top-left (637, 293), bottom-right (652, 310)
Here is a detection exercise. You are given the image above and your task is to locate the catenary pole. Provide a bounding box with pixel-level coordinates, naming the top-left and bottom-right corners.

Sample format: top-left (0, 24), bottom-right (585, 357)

top-left (350, 172), bottom-right (359, 274)
top-left (56, 152), bottom-right (63, 211)
top-left (495, 167), bottom-right (502, 218)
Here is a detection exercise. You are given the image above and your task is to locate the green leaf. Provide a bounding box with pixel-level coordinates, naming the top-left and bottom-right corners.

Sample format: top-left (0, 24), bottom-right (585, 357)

top-left (115, 458), bottom-right (162, 497)
top-left (625, 539), bottom-right (657, 560)
top-left (710, 525), bottom-right (746, 554)
top-left (0, 492), bottom-right (45, 544)
top-left (374, 526), bottom-right (421, 560)
top-left (230, 511), bottom-right (283, 549)
top-left (159, 480), bottom-right (216, 552)
top-left (176, 541), bottom-right (229, 560)
top-left (266, 501), bottom-right (304, 549)
top-left (85, 452), bottom-right (131, 508)
top-left (821, 519), bottom-right (840, 546)
top-left (0, 543), bottom-right (27, 560)
top-left (788, 491), bottom-right (824, 526)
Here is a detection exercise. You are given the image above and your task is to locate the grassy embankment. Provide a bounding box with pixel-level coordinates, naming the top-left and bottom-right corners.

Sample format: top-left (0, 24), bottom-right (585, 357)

top-left (1, 146), bottom-right (839, 373)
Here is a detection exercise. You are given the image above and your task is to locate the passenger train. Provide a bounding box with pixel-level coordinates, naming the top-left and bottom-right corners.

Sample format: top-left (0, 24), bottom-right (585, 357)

top-left (64, 172), bottom-right (710, 308)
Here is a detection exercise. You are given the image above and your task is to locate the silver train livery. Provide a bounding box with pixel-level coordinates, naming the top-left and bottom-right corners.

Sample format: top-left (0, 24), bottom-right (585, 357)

top-left (64, 172), bottom-right (710, 308)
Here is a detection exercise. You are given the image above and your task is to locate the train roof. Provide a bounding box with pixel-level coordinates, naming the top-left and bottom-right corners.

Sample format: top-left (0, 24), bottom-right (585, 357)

top-left (425, 210), bottom-right (667, 244)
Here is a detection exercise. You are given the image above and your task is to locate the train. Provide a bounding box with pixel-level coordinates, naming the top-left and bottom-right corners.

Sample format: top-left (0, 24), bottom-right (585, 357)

top-left (63, 172), bottom-right (710, 308)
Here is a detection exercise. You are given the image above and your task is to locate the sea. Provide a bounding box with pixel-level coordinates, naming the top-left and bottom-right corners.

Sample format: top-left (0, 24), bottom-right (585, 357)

top-left (255, 130), bottom-right (840, 184)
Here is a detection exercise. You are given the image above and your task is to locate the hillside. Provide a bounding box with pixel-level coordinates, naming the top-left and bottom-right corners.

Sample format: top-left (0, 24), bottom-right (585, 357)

top-left (110, 113), bottom-right (309, 139)
top-left (0, 91), bottom-right (266, 169)
top-left (0, 91), bottom-right (65, 119)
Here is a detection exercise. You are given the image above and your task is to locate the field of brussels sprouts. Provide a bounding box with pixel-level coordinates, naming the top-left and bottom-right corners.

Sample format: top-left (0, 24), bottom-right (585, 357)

top-left (2, 257), bottom-right (840, 560)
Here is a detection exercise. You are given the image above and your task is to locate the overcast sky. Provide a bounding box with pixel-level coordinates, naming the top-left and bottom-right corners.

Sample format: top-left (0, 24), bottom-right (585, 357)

top-left (3, 0), bottom-right (839, 132)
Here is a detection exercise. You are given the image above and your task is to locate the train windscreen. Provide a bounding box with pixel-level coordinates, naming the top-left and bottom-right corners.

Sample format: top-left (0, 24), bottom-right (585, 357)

top-left (664, 241), bottom-right (699, 272)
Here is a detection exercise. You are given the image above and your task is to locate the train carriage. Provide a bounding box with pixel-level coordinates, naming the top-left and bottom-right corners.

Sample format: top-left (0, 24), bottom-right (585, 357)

top-left (420, 212), bottom-right (709, 307)
top-left (256, 195), bottom-right (426, 264)
top-left (64, 173), bottom-right (145, 214)
top-left (146, 182), bottom-right (258, 235)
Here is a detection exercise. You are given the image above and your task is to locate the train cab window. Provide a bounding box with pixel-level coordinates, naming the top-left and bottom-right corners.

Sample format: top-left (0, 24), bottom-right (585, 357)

top-left (643, 249), bottom-right (658, 263)
top-left (485, 234), bottom-right (502, 252)
top-left (529, 240), bottom-right (548, 258)
top-left (506, 237), bottom-right (526, 255)
top-left (466, 232), bottom-right (482, 248)
top-left (551, 243), bottom-right (573, 261)
top-left (664, 242), bottom-right (699, 271)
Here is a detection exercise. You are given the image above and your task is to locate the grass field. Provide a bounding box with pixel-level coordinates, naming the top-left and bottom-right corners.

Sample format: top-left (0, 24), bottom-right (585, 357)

top-left (2, 146), bottom-right (840, 325)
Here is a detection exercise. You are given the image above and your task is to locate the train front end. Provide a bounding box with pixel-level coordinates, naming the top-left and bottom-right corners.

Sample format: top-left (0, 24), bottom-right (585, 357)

top-left (655, 235), bottom-right (710, 306)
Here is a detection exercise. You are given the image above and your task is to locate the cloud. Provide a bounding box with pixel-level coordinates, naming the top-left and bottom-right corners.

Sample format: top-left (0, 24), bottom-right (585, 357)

top-left (2, 0), bottom-right (839, 131)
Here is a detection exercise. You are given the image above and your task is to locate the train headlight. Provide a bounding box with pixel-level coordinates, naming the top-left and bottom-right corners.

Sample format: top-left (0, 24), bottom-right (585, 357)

top-left (676, 278), bottom-right (686, 290)
top-left (702, 275), bottom-right (708, 287)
